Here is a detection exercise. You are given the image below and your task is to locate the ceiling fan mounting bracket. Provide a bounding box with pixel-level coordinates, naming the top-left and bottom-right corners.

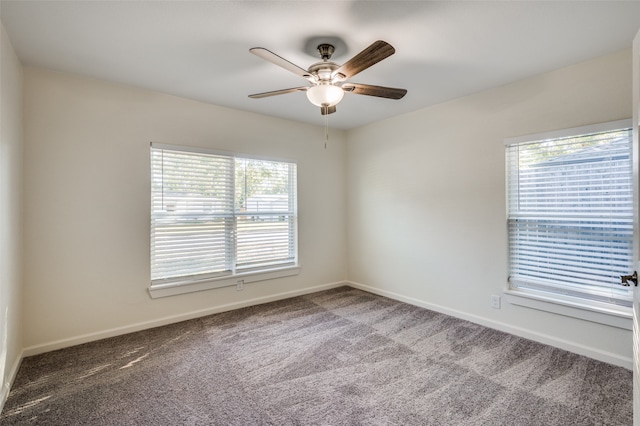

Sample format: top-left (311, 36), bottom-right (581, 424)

top-left (303, 36), bottom-right (347, 60)
top-left (317, 44), bottom-right (335, 61)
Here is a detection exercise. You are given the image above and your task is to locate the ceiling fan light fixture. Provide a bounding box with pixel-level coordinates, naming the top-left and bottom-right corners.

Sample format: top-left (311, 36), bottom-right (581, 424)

top-left (306, 84), bottom-right (344, 107)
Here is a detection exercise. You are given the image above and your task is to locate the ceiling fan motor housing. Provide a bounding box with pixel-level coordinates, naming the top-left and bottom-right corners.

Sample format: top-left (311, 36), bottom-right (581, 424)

top-left (308, 61), bottom-right (339, 82)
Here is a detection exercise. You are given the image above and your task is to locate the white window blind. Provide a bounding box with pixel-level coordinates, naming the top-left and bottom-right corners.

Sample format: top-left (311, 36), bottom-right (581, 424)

top-left (151, 144), bottom-right (297, 286)
top-left (235, 157), bottom-right (297, 271)
top-left (506, 121), bottom-right (634, 307)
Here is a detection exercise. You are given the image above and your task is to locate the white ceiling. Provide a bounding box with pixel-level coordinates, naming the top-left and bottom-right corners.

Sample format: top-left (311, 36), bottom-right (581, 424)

top-left (2, 1), bottom-right (640, 130)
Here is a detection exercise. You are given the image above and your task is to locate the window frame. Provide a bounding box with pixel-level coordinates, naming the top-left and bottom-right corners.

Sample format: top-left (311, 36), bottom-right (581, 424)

top-left (504, 119), bottom-right (635, 327)
top-left (149, 143), bottom-right (300, 299)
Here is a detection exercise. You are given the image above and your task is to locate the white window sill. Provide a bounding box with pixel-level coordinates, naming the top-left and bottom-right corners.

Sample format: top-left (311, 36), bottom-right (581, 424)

top-left (148, 265), bottom-right (301, 299)
top-left (503, 289), bottom-right (632, 330)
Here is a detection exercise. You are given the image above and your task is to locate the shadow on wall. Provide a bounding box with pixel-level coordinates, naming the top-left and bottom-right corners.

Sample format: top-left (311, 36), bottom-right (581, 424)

top-left (1, 306), bottom-right (7, 397)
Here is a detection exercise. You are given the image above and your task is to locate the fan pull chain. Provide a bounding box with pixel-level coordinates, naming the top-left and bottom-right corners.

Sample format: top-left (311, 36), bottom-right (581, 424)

top-left (324, 112), bottom-right (328, 149)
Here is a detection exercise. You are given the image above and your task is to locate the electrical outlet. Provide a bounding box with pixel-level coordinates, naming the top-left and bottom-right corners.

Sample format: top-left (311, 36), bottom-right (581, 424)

top-left (236, 280), bottom-right (244, 291)
top-left (490, 295), bottom-right (501, 309)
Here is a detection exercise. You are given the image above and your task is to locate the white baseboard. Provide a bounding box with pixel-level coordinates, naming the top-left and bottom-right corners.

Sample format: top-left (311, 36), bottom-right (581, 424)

top-left (0, 349), bottom-right (24, 414)
top-left (346, 281), bottom-right (633, 370)
top-left (23, 281), bottom-right (347, 358)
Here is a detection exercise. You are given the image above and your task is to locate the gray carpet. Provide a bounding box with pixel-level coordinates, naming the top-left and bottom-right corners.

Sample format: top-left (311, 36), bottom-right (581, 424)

top-left (0, 286), bottom-right (632, 425)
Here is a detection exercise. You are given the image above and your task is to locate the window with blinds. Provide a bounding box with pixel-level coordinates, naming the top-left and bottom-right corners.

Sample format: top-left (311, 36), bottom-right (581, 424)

top-left (505, 120), bottom-right (634, 308)
top-left (150, 144), bottom-right (297, 286)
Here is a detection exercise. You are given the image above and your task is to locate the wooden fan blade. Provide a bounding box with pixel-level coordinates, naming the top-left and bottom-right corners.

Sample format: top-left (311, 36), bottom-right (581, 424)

top-left (332, 40), bottom-right (395, 81)
top-left (342, 83), bottom-right (407, 99)
top-left (320, 105), bottom-right (337, 115)
top-left (250, 47), bottom-right (316, 82)
top-left (249, 87), bottom-right (308, 99)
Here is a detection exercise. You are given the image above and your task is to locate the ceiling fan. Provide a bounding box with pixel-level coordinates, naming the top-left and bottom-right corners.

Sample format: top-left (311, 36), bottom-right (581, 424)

top-left (248, 40), bottom-right (407, 115)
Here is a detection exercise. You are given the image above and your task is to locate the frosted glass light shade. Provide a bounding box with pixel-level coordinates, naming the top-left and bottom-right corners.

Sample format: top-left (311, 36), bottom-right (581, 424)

top-left (306, 85), bottom-right (344, 107)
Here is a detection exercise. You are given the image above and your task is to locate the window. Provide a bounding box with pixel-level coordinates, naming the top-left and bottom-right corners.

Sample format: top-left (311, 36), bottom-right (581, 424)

top-left (150, 143), bottom-right (297, 294)
top-left (505, 120), bottom-right (634, 308)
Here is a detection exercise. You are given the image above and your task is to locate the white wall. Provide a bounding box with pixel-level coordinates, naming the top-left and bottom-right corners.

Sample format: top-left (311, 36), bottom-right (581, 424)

top-left (0, 22), bottom-right (23, 407)
top-left (22, 67), bottom-right (347, 351)
top-left (347, 49), bottom-right (634, 367)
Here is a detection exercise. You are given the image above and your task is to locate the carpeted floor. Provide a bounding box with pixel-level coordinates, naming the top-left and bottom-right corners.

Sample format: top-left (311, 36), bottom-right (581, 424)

top-left (0, 286), bottom-right (633, 425)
